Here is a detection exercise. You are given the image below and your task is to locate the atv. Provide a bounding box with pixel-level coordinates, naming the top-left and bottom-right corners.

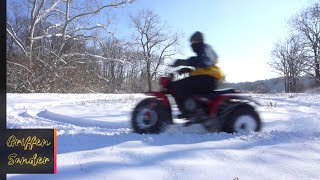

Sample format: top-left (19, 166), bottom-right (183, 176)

top-left (131, 69), bottom-right (261, 134)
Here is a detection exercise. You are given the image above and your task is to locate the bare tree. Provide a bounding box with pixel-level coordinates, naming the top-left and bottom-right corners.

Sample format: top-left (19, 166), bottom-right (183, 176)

top-left (290, 1), bottom-right (320, 86)
top-left (129, 9), bottom-right (182, 91)
top-left (269, 35), bottom-right (307, 92)
top-left (6, 0), bottom-right (134, 92)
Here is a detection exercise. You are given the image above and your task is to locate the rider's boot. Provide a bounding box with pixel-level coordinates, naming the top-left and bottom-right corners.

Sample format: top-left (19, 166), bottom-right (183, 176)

top-left (176, 101), bottom-right (190, 119)
top-left (177, 113), bottom-right (190, 119)
top-left (183, 108), bottom-right (209, 127)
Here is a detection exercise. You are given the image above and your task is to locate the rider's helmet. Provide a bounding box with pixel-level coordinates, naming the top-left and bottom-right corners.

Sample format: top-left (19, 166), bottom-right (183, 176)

top-left (190, 31), bottom-right (204, 43)
top-left (190, 31), bottom-right (204, 53)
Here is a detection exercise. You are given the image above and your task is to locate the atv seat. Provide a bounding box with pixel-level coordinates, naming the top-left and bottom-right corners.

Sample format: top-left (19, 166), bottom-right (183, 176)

top-left (195, 88), bottom-right (240, 99)
top-left (212, 88), bottom-right (239, 95)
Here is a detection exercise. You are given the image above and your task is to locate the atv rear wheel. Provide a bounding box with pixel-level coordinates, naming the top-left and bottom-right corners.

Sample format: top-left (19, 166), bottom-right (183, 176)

top-left (222, 104), bottom-right (261, 134)
top-left (131, 98), bottom-right (171, 134)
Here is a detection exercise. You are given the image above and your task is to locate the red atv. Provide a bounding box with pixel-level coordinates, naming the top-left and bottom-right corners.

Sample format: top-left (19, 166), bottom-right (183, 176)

top-left (131, 70), bottom-right (261, 134)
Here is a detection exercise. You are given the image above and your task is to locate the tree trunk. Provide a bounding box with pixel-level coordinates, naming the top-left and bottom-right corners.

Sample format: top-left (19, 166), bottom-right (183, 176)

top-left (147, 62), bottom-right (152, 91)
top-left (285, 77), bottom-right (288, 93)
top-left (315, 57), bottom-right (320, 86)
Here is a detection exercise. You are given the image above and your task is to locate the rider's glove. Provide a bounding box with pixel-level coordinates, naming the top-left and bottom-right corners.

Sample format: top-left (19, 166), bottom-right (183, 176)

top-left (172, 59), bottom-right (187, 67)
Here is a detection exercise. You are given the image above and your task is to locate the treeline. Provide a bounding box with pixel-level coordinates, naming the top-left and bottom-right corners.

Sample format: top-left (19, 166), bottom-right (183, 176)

top-left (221, 76), bottom-right (317, 93)
top-left (6, 0), bottom-right (182, 93)
top-left (269, 1), bottom-right (320, 93)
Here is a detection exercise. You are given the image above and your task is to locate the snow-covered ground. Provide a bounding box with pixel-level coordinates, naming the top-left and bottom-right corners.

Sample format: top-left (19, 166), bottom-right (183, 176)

top-left (6, 93), bottom-right (320, 180)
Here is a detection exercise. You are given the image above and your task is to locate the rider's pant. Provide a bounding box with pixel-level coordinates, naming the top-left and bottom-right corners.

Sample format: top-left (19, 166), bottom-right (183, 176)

top-left (171, 75), bottom-right (218, 115)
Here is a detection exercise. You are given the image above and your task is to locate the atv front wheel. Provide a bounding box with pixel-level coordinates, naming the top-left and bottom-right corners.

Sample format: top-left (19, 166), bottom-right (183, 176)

top-left (222, 104), bottom-right (261, 133)
top-left (131, 98), bottom-right (171, 134)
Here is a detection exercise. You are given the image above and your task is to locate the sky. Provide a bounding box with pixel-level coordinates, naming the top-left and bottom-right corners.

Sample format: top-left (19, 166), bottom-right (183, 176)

top-left (6, 0), bottom-right (312, 83)
top-left (109, 0), bottom-right (311, 83)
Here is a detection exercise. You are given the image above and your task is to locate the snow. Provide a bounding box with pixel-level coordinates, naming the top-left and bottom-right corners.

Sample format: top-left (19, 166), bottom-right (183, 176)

top-left (6, 93), bottom-right (320, 180)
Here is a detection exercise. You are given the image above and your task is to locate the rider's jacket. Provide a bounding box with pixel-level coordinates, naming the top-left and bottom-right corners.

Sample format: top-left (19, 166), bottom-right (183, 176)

top-left (186, 43), bottom-right (224, 80)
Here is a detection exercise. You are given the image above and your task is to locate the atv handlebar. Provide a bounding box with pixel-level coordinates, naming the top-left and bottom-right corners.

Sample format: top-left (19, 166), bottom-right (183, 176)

top-left (167, 63), bottom-right (193, 75)
top-left (177, 67), bottom-right (192, 75)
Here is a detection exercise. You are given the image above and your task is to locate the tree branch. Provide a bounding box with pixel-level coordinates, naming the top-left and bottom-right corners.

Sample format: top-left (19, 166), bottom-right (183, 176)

top-left (6, 22), bottom-right (28, 55)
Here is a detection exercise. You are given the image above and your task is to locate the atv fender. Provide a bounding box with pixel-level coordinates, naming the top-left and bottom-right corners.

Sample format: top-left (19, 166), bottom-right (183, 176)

top-left (208, 94), bottom-right (260, 116)
top-left (144, 91), bottom-right (171, 107)
top-left (208, 95), bottom-right (232, 116)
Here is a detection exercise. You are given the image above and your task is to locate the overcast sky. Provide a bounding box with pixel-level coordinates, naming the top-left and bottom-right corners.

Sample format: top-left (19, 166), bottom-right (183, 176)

top-left (111, 0), bottom-right (311, 82)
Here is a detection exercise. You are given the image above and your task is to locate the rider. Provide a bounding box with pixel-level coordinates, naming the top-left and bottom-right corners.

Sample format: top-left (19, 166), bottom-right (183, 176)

top-left (171, 31), bottom-right (225, 120)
